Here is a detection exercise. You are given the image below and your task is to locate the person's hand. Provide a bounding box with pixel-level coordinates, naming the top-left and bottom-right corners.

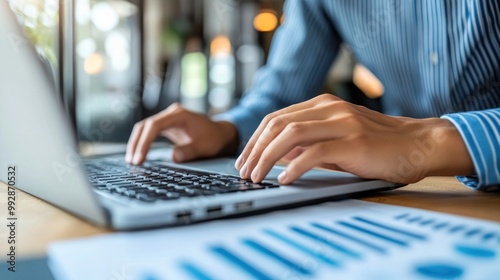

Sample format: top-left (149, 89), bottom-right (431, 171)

top-left (126, 103), bottom-right (239, 165)
top-left (235, 94), bottom-right (474, 185)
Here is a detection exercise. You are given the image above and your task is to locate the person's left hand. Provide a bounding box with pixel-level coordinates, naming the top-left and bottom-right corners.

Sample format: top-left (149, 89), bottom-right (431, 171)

top-left (235, 94), bottom-right (474, 185)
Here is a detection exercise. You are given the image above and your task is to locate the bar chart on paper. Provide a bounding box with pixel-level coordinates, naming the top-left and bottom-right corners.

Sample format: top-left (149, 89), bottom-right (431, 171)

top-left (48, 200), bottom-right (500, 280)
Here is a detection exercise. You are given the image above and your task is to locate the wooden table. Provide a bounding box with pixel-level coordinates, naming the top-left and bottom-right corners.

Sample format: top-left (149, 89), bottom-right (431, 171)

top-left (1, 176), bottom-right (500, 259)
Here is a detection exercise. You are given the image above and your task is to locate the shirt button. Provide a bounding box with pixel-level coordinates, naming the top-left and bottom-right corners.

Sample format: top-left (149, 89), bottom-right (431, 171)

top-left (431, 52), bottom-right (439, 65)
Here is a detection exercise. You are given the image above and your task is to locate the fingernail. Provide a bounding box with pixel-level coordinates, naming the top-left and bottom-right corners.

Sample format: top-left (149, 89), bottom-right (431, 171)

top-left (251, 168), bottom-right (260, 182)
top-left (174, 150), bottom-right (184, 162)
top-left (278, 171), bottom-right (287, 184)
top-left (132, 153), bottom-right (142, 165)
top-left (235, 156), bottom-right (244, 169)
top-left (240, 164), bottom-right (248, 178)
top-left (125, 154), bottom-right (131, 163)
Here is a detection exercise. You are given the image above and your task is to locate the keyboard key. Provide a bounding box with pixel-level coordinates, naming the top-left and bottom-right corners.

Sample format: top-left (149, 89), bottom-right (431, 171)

top-left (92, 183), bottom-right (109, 190)
top-left (135, 193), bottom-right (155, 202)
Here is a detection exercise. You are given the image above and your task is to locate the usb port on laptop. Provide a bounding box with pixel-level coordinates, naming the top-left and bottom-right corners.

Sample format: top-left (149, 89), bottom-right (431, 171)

top-left (206, 205), bottom-right (223, 217)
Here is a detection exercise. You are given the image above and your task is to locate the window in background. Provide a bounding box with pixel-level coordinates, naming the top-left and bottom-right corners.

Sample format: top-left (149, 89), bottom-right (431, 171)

top-left (8, 0), bottom-right (59, 89)
top-left (75, 0), bottom-right (142, 143)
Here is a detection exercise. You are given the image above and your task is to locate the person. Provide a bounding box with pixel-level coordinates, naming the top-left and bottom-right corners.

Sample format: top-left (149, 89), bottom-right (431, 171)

top-left (126, 0), bottom-right (500, 191)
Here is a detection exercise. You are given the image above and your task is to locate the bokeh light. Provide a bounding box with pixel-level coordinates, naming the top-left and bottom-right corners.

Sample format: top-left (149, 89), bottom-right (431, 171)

top-left (253, 10), bottom-right (278, 32)
top-left (77, 38), bottom-right (96, 58)
top-left (210, 35), bottom-right (231, 56)
top-left (83, 52), bottom-right (105, 75)
top-left (91, 2), bottom-right (119, 32)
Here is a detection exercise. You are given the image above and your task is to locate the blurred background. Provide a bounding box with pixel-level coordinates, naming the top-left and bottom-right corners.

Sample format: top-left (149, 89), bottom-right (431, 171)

top-left (8, 0), bottom-right (382, 145)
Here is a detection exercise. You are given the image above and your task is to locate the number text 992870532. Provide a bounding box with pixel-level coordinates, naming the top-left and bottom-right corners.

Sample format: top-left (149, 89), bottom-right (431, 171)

top-left (6, 165), bottom-right (17, 273)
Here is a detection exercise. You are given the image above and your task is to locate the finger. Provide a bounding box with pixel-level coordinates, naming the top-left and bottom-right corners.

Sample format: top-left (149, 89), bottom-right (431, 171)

top-left (127, 103), bottom-right (184, 163)
top-left (250, 120), bottom-right (342, 182)
top-left (246, 98), bottom-right (372, 180)
top-left (132, 110), bottom-right (186, 165)
top-left (240, 104), bottom-right (339, 178)
top-left (236, 95), bottom-right (339, 170)
top-left (281, 146), bottom-right (306, 162)
top-left (278, 140), bottom-right (350, 184)
top-left (125, 122), bottom-right (144, 162)
top-left (161, 128), bottom-right (192, 146)
top-left (173, 142), bottom-right (199, 162)
top-left (240, 122), bottom-right (281, 179)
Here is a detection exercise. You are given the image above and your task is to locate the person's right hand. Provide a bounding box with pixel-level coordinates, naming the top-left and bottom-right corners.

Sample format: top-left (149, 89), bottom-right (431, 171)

top-left (125, 103), bottom-right (239, 165)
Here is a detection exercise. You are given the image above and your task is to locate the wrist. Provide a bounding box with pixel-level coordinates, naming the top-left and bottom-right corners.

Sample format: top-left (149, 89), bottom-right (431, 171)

top-left (421, 118), bottom-right (475, 177)
top-left (215, 121), bottom-right (240, 156)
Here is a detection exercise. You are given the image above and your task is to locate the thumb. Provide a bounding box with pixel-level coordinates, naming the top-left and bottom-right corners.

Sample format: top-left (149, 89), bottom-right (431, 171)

top-left (173, 143), bottom-right (200, 162)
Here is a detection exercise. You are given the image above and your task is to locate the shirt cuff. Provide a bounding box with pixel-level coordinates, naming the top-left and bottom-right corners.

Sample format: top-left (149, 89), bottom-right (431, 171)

top-left (441, 109), bottom-right (500, 191)
top-left (456, 176), bottom-right (500, 191)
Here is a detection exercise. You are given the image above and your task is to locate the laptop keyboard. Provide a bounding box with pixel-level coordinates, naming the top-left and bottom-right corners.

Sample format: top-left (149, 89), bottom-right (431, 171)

top-left (85, 159), bottom-right (279, 203)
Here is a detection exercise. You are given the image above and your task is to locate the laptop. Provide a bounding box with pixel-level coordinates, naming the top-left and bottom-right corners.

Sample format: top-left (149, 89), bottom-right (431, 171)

top-left (0, 4), bottom-right (402, 230)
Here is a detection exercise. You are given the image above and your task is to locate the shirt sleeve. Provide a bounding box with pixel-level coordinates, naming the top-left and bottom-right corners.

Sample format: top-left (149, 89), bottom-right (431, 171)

top-left (213, 0), bottom-right (342, 149)
top-left (441, 108), bottom-right (500, 191)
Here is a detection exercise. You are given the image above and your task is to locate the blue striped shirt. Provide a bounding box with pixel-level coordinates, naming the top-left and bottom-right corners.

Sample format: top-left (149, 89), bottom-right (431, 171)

top-left (215, 0), bottom-right (500, 190)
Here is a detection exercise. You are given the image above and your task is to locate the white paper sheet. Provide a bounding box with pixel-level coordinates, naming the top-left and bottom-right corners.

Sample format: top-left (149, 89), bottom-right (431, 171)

top-left (48, 200), bottom-right (500, 280)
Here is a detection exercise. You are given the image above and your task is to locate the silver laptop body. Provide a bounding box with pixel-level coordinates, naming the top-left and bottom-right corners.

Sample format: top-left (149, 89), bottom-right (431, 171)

top-left (0, 4), bottom-right (401, 230)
